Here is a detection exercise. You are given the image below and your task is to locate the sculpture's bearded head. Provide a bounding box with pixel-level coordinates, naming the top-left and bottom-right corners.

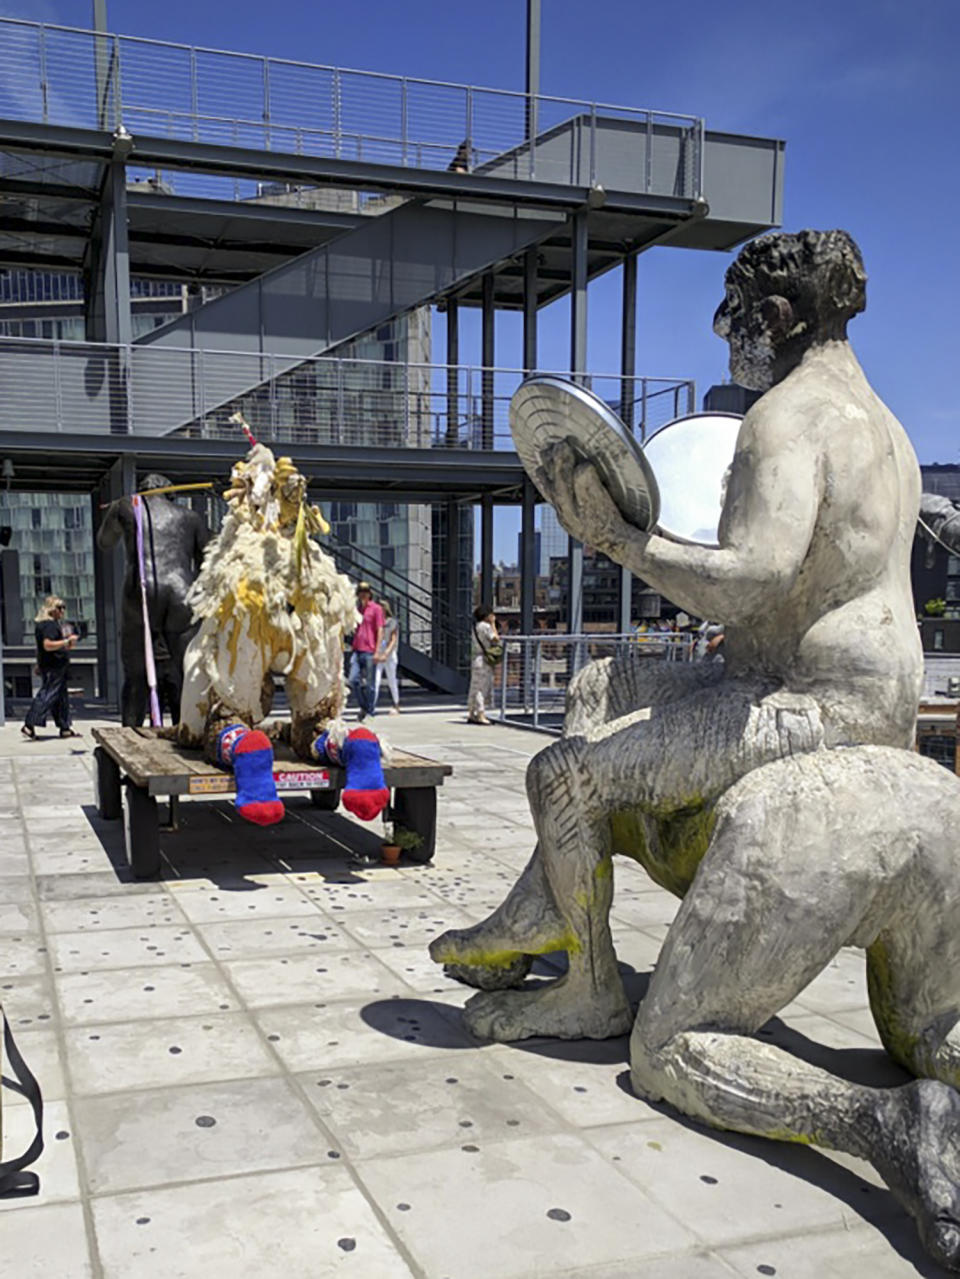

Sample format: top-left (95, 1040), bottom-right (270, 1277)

top-left (714, 230), bottom-right (867, 391)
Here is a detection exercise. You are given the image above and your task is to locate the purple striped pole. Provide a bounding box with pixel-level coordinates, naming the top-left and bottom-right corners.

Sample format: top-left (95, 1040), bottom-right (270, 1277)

top-left (133, 495), bottom-right (162, 728)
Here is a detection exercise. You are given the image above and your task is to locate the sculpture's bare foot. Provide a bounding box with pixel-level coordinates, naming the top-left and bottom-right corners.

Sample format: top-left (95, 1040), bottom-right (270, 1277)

top-left (442, 956), bottom-right (533, 991)
top-left (875, 1080), bottom-right (960, 1271)
top-left (429, 925), bottom-right (534, 990)
top-left (463, 976), bottom-right (633, 1043)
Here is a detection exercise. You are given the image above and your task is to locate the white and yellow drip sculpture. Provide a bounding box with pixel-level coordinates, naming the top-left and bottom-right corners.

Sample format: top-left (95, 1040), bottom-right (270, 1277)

top-left (177, 436), bottom-right (359, 747)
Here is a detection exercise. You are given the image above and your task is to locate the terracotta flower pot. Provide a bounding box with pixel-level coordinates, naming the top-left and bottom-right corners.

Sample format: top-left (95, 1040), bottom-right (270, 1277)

top-left (381, 844), bottom-right (401, 865)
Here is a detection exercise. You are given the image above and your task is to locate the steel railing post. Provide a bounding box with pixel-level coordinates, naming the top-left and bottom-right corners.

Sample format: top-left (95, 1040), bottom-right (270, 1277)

top-left (533, 641), bottom-right (541, 729)
top-left (401, 77), bottom-right (408, 166)
top-left (336, 357), bottom-right (344, 444)
top-left (39, 24), bottom-right (48, 124)
top-left (53, 338), bottom-right (63, 430)
top-left (500, 640), bottom-right (509, 721)
top-left (589, 102), bottom-right (597, 186)
top-left (465, 85), bottom-right (473, 169)
top-left (112, 34), bottom-right (122, 127)
top-left (190, 47), bottom-right (199, 142)
top-left (333, 69), bottom-right (341, 159)
top-left (262, 57), bottom-right (271, 149)
top-left (645, 112), bottom-right (653, 193)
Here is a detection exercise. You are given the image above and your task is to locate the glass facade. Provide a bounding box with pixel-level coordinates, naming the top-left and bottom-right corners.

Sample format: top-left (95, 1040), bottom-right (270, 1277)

top-left (0, 491), bottom-right (96, 641)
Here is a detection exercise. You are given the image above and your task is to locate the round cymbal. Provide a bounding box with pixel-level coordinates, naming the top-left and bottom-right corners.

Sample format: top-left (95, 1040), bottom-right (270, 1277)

top-left (510, 375), bottom-right (659, 532)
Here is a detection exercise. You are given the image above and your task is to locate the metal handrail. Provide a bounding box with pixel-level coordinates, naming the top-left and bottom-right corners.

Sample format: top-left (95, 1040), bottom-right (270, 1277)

top-left (0, 336), bottom-right (697, 449)
top-left (0, 16), bottom-right (705, 198)
top-left (495, 630), bottom-right (697, 733)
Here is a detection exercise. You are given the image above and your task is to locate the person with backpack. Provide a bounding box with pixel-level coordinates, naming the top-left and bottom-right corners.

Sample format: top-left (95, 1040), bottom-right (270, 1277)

top-left (466, 603), bottom-right (501, 725)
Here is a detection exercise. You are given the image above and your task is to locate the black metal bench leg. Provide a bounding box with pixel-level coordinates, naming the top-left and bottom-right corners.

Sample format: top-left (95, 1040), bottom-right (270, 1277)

top-left (94, 746), bottom-right (122, 820)
top-left (124, 782), bottom-right (161, 879)
top-left (392, 786), bottom-right (437, 864)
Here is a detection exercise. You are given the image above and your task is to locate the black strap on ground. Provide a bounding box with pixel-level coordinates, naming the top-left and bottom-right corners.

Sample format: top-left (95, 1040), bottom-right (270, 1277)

top-left (0, 1006), bottom-right (44, 1197)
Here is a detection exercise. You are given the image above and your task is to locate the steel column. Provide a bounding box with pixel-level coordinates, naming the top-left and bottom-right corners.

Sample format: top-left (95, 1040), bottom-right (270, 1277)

top-left (525, 0), bottom-right (541, 166)
top-left (520, 474), bottom-right (537, 636)
top-left (480, 272), bottom-right (496, 607)
top-left (523, 247), bottom-right (538, 375)
top-left (85, 157), bottom-right (132, 435)
top-left (480, 495), bottom-right (494, 609)
top-left (445, 298), bottom-right (459, 447)
top-left (617, 249), bottom-right (638, 633)
top-left (566, 209), bottom-right (588, 635)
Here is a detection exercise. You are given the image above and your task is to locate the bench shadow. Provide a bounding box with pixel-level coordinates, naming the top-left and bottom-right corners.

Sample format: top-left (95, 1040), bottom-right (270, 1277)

top-left (78, 797), bottom-right (409, 889)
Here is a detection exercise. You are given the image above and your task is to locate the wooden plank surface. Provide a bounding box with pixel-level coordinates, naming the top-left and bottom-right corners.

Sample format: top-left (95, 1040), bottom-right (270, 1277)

top-left (92, 727), bottom-right (452, 796)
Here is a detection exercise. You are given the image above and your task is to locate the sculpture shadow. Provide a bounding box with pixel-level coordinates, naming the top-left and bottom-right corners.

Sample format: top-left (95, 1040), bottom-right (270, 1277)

top-left (608, 1017), bottom-right (947, 1276)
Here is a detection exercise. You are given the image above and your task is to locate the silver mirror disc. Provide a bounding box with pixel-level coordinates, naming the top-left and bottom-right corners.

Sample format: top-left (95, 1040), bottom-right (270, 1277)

top-left (643, 412), bottom-right (742, 545)
top-left (510, 375), bottom-right (659, 532)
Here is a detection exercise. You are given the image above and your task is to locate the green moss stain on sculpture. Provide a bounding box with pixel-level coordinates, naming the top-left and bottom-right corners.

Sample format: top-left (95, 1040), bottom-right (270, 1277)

top-left (866, 936), bottom-right (919, 1071)
top-left (610, 801), bottom-right (716, 900)
top-left (434, 932), bottom-right (580, 969)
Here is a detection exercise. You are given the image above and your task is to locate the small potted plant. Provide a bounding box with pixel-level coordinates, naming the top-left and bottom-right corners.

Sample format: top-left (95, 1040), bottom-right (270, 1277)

top-left (381, 824), bottom-right (423, 865)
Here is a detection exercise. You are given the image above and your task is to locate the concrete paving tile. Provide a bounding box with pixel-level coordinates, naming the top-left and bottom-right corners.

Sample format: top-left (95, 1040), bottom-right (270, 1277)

top-left (339, 902), bottom-right (477, 950)
top-left (194, 913), bottom-right (357, 960)
top-left (41, 892), bottom-right (187, 933)
top-left (717, 1218), bottom-right (943, 1278)
top-left (253, 992), bottom-right (478, 1071)
top-left (0, 874), bottom-right (38, 900)
top-left (49, 924), bottom-right (207, 972)
top-left (299, 1052), bottom-right (561, 1160)
top-left (35, 871), bottom-right (160, 900)
top-left (0, 1100), bottom-right (81, 1212)
top-left (0, 850), bottom-right (31, 874)
top-left (222, 947), bottom-right (405, 1008)
top-left (64, 1010), bottom-right (278, 1095)
top-left (0, 936), bottom-right (50, 976)
top-left (55, 961), bottom-right (237, 1025)
top-left (793, 953), bottom-right (870, 1016)
top-left (170, 883), bottom-right (320, 923)
top-left (301, 875), bottom-right (448, 911)
top-left (544, 1252), bottom-right (740, 1279)
top-left (0, 898), bottom-right (39, 931)
top-left (356, 1131), bottom-right (697, 1278)
top-left (367, 941), bottom-right (461, 993)
top-left (0, 1201), bottom-right (94, 1277)
top-left (2, 1027), bottom-right (68, 1104)
top-left (582, 1115), bottom-right (903, 1247)
top-left (0, 971), bottom-right (57, 1021)
top-left (30, 849), bottom-right (116, 876)
top-left (487, 1037), bottom-right (659, 1129)
top-left (74, 1075), bottom-right (328, 1193)
top-left (611, 889), bottom-right (680, 931)
top-left (92, 1165), bottom-right (416, 1278)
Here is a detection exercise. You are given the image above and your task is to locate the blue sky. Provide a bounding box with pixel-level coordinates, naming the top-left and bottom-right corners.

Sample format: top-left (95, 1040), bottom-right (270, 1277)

top-left (3, 0), bottom-right (959, 561)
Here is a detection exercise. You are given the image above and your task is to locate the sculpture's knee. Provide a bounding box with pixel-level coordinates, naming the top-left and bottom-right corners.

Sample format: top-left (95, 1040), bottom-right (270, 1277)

top-left (564, 657), bottom-right (614, 730)
top-left (526, 736), bottom-right (585, 811)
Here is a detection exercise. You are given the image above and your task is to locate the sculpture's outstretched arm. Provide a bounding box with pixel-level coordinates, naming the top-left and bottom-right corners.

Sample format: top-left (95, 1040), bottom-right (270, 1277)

top-left (543, 428), bottom-right (819, 624)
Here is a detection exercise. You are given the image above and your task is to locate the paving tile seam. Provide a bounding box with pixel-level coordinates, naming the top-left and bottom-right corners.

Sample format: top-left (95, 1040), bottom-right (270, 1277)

top-left (14, 761), bottom-right (106, 1279)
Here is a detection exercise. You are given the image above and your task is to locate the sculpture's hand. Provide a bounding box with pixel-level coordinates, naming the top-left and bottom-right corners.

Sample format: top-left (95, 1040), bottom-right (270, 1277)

top-left (538, 441), bottom-right (645, 563)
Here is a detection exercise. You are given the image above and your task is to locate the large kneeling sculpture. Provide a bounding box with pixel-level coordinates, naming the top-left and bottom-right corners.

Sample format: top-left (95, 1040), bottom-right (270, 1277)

top-left (431, 230), bottom-right (960, 1270)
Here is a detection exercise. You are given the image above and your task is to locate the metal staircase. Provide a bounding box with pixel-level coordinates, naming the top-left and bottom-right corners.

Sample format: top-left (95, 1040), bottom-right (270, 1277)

top-left (321, 532), bottom-right (469, 695)
top-left (133, 198), bottom-right (564, 435)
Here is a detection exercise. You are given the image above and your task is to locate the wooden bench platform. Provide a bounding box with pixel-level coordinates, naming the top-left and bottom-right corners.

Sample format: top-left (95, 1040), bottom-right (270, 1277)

top-left (92, 726), bottom-right (453, 878)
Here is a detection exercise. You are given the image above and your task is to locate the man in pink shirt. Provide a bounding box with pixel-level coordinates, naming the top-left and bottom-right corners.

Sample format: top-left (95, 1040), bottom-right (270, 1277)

top-left (349, 582), bottom-right (384, 720)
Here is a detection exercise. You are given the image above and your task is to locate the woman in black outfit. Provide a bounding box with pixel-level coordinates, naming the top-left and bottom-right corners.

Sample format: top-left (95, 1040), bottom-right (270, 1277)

top-left (21, 596), bottom-right (79, 740)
